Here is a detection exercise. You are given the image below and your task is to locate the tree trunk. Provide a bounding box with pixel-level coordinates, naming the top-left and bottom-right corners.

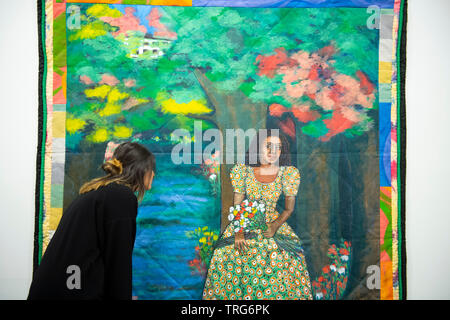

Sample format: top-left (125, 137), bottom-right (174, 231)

top-left (345, 127), bottom-right (380, 299)
top-left (295, 121), bottom-right (331, 277)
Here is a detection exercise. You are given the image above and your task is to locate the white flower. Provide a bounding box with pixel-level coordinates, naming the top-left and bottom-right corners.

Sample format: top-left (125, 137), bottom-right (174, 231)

top-left (229, 207), bottom-right (234, 213)
top-left (341, 255), bottom-right (349, 261)
top-left (228, 214), bottom-right (234, 221)
top-left (234, 221), bottom-right (240, 227)
top-left (260, 207), bottom-right (265, 212)
top-left (330, 264), bottom-right (337, 272)
top-left (234, 228), bottom-right (241, 233)
top-left (235, 205), bottom-right (241, 210)
top-left (315, 292), bottom-right (323, 299)
top-left (242, 200), bottom-right (248, 206)
top-left (245, 206), bottom-right (251, 212)
top-left (338, 267), bottom-right (346, 275)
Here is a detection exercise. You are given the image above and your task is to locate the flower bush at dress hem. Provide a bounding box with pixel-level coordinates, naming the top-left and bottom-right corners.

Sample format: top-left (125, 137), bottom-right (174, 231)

top-left (311, 239), bottom-right (351, 300)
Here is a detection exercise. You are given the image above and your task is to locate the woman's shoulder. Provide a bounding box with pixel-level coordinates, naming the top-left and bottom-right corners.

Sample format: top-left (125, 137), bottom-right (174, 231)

top-left (99, 183), bottom-right (138, 220)
top-left (103, 182), bottom-right (136, 197)
top-left (64, 183), bottom-right (137, 223)
top-left (103, 182), bottom-right (134, 192)
top-left (232, 163), bottom-right (247, 169)
top-left (88, 182), bottom-right (137, 206)
top-left (281, 165), bottom-right (300, 178)
top-left (230, 163), bottom-right (249, 173)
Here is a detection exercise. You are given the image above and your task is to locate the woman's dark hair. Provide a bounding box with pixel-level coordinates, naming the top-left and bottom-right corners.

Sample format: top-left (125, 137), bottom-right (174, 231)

top-left (245, 129), bottom-right (291, 167)
top-left (79, 142), bottom-right (156, 201)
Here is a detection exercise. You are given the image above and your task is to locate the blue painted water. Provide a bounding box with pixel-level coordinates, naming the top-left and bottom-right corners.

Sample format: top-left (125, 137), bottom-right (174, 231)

top-left (132, 152), bottom-right (221, 300)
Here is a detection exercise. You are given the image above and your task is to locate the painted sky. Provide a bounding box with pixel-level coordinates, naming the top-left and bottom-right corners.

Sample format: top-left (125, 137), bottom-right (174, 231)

top-left (104, 4), bottom-right (177, 39)
top-left (111, 5), bottom-right (155, 34)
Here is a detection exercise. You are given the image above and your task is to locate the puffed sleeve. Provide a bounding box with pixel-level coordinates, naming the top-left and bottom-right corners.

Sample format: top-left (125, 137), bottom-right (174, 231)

top-left (229, 163), bottom-right (247, 194)
top-left (282, 166), bottom-right (301, 197)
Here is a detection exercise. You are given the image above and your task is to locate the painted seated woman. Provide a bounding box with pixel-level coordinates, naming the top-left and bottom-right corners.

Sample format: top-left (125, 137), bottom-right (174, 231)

top-left (202, 131), bottom-right (313, 300)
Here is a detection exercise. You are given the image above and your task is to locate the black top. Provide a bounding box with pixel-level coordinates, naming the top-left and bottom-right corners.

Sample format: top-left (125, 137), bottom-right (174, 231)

top-left (28, 183), bottom-right (138, 300)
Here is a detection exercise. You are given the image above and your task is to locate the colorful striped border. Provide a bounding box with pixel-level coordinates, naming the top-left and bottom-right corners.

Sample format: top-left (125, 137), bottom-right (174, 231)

top-left (378, 0), bottom-right (407, 299)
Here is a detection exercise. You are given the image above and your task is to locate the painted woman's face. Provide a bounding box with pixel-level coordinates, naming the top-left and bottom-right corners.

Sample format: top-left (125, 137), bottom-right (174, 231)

top-left (260, 136), bottom-right (282, 165)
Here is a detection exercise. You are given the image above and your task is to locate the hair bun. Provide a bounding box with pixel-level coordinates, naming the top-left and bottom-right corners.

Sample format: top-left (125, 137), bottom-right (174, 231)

top-left (103, 158), bottom-right (123, 175)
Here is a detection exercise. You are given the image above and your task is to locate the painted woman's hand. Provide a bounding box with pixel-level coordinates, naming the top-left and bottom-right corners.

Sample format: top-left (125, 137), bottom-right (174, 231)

top-left (263, 222), bottom-right (278, 238)
top-left (234, 231), bottom-right (248, 254)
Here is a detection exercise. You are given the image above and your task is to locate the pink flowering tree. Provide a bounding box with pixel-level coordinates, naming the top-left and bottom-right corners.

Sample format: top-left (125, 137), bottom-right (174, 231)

top-left (252, 44), bottom-right (377, 142)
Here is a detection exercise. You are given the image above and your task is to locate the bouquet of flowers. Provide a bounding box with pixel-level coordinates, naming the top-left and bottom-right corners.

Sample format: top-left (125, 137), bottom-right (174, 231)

top-left (227, 199), bottom-right (267, 233)
top-left (214, 199), bottom-right (306, 258)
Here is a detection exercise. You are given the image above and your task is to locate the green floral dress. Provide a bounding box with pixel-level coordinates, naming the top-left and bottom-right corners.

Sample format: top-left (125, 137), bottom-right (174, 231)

top-left (202, 164), bottom-right (313, 300)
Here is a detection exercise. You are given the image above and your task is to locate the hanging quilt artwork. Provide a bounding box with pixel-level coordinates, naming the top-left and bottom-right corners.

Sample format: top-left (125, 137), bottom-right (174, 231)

top-left (35, 0), bottom-right (407, 300)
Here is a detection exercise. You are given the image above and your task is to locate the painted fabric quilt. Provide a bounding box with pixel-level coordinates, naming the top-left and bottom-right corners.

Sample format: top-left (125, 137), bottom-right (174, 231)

top-left (35, 0), bottom-right (407, 300)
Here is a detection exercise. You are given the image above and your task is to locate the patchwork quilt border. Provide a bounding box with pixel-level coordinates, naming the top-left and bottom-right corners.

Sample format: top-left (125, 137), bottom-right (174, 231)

top-left (34, 0), bottom-right (408, 299)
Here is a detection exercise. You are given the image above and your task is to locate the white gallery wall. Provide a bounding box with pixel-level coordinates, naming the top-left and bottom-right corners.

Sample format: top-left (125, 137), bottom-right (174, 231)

top-left (0, 0), bottom-right (449, 299)
top-left (404, 0), bottom-right (450, 299)
top-left (0, 0), bottom-right (39, 299)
